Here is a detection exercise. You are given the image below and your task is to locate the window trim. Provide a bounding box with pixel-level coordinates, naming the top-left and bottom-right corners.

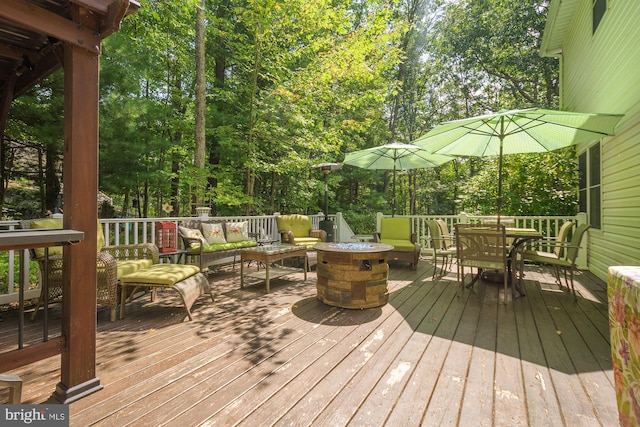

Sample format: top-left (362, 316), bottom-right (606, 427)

top-left (579, 141), bottom-right (602, 230)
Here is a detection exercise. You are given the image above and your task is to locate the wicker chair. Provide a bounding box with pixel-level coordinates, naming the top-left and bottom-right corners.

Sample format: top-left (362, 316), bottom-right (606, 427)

top-left (21, 219), bottom-right (158, 322)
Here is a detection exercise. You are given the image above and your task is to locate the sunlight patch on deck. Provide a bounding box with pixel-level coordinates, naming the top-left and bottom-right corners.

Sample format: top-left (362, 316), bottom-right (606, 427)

top-left (359, 329), bottom-right (384, 362)
top-left (385, 361), bottom-right (412, 390)
top-left (535, 370), bottom-right (547, 390)
top-left (494, 386), bottom-right (520, 400)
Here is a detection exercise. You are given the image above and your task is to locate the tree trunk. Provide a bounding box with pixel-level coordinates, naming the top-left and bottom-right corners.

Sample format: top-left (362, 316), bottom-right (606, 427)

top-left (194, 0), bottom-right (206, 171)
top-left (245, 36), bottom-right (261, 215)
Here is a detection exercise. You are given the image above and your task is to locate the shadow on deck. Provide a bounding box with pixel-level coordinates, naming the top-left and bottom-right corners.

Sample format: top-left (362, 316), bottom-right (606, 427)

top-left (1, 258), bottom-right (616, 426)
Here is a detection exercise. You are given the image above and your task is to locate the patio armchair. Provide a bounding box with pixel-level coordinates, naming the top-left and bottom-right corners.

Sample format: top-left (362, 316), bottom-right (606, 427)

top-left (521, 223), bottom-right (590, 299)
top-left (373, 217), bottom-right (420, 270)
top-left (276, 214), bottom-right (327, 249)
top-left (426, 220), bottom-right (456, 279)
top-left (21, 218), bottom-right (159, 322)
top-left (455, 223), bottom-right (510, 304)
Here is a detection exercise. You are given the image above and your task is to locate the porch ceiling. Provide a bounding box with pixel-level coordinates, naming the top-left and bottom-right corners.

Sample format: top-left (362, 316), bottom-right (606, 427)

top-left (0, 0), bottom-right (140, 104)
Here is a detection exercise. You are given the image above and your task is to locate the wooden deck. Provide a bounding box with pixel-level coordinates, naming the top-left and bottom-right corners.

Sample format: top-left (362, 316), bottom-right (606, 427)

top-left (2, 257), bottom-right (617, 426)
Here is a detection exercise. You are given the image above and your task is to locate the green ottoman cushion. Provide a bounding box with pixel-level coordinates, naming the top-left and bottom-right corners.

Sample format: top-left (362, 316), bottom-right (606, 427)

top-left (120, 264), bottom-right (201, 286)
top-left (116, 259), bottom-right (154, 279)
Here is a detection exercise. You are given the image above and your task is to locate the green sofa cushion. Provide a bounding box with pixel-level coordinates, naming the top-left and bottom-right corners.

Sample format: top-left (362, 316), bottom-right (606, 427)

top-left (30, 218), bottom-right (105, 258)
top-left (116, 259), bottom-right (154, 279)
top-left (187, 239), bottom-right (257, 254)
top-left (30, 219), bottom-right (64, 258)
top-left (120, 264), bottom-right (201, 286)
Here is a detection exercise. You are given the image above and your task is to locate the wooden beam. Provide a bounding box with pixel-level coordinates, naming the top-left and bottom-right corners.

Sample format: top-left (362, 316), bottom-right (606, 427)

top-left (0, 339), bottom-right (65, 373)
top-left (71, 0), bottom-right (112, 14)
top-left (68, 0), bottom-right (140, 19)
top-left (102, 0), bottom-right (130, 38)
top-left (0, 73), bottom-right (15, 137)
top-left (0, 0), bottom-right (102, 54)
top-left (13, 50), bottom-right (61, 98)
top-left (53, 8), bottom-right (102, 403)
top-left (0, 41), bottom-right (25, 60)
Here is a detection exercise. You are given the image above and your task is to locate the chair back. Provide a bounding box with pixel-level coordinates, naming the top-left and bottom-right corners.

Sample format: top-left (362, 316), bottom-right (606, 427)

top-left (436, 219), bottom-right (454, 248)
top-left (21, 218), bottom-right (105, 258)
top-left (455, 223), bottom-right (507, 268)
top-left (565, 223), bottom-right (590, 263)
top-left (426, 220), bottom-right (443, 250)
top-left (380, 217), bottom-right (411, 240)
top-left (553, 221), bottom-right (574, 258)
top-left (276, 214), bottom-right (312, 238)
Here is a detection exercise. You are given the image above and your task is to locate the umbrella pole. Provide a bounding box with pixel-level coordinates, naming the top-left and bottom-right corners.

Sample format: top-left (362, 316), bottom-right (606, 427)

top-left (392, 166), bottom-right (396, 217)
top-left (497, 127), bottom-right (504, 225)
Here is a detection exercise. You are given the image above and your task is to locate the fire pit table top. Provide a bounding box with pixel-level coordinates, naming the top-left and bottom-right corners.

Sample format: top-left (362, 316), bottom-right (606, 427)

top-left (314, 242), bottom-right (394, 253)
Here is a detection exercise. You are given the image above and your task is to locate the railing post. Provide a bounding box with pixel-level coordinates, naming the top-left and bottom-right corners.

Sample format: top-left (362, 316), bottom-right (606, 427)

top-left (335, 212), bottom-right (343, 243)
top-left (458, 212), bottom-right (470, 224)
top-left (376, 212), bottom-right (383, 232)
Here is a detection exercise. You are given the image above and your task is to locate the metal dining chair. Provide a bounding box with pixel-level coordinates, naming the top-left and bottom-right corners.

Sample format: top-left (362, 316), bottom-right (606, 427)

top-left (521, 223), bottom-right (590, 299)
top-left (455, 223), bottom-right (510, 304)
top-left (426, 220), bottom-right (456, 279)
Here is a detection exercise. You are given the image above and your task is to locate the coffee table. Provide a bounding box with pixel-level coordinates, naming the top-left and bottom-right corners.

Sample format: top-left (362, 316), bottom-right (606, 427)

top-left (240, 245), bottom-right (307, 293)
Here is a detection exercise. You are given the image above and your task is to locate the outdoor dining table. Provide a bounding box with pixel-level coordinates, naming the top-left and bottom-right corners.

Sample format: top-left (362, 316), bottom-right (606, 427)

top-left (505, 227), bottom-right (543, 295)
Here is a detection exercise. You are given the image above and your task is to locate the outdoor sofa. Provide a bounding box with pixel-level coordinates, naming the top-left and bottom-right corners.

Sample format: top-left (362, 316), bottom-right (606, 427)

top-left (179, 219), bottom-right (258, 272)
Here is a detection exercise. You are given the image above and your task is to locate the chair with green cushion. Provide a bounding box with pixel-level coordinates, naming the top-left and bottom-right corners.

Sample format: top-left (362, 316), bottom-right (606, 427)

top-left (276, 214), bottom-right (327, 249)
top-left (521, 223), bottom-right (590, 299)
top-left (373, 217), bottom-right (420, 270)
top-left (21, 218), bottom-right (158, 322)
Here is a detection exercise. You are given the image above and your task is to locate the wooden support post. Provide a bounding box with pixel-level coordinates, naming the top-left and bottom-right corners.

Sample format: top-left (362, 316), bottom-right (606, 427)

top-left (54, 31), bottom-right (102, 404)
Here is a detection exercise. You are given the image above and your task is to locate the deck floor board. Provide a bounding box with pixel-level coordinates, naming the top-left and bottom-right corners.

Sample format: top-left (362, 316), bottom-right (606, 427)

top-left (2, 258), bottom-right (616, 426)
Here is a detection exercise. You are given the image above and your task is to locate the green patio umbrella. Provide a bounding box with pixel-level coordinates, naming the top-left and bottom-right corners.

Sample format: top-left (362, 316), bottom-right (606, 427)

top-left (413, 108), bottom-right (624, 222)
top-left (343, 142), bottom-right (452, 216)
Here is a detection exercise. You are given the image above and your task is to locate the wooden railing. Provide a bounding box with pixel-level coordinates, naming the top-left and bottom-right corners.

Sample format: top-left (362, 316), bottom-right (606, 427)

top-left (1, 211), bottom-right (587, 304)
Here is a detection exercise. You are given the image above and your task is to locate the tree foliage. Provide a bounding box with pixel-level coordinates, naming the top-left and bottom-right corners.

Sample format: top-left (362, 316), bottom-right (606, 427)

top-left (2, 0), bottom-right (579, 222)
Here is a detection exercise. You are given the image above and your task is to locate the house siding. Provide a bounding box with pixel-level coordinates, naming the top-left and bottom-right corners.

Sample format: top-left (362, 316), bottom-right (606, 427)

top-left (551, 0), bottom-right (640, 281)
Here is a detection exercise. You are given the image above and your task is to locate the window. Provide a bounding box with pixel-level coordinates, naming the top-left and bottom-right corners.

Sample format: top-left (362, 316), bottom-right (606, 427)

top-left (579, 142), bottom-right (601, 229)
top-left (593, 0), bottom-right (607, 34)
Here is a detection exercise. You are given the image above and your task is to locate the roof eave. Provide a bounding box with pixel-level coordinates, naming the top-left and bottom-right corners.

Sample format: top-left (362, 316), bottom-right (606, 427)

top-left (540, 0), bottom-right (580, 57)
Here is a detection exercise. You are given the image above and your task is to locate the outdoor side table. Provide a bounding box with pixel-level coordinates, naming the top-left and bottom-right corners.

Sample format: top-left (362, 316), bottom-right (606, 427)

top-left (608, 266), bottom-right (640, 426)
top-left (158, 249), bottom-right (188, 264)
top-left (314, 242), bottom-right (394, 309)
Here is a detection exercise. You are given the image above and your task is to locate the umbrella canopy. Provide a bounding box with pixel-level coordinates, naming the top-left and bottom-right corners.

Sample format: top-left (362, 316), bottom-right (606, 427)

top-left (413, 108), bottom-right (624, 221)
top-left (343, 143), bottom-right (452, 215)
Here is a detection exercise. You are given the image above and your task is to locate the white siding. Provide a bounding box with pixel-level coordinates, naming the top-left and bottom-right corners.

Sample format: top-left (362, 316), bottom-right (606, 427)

top-left (554, 0), bottom-right (640, 280)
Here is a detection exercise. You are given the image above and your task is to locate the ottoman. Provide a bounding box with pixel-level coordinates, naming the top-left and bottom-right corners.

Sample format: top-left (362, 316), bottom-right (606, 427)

top-left (119, 264), bottom-right (213, 320)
